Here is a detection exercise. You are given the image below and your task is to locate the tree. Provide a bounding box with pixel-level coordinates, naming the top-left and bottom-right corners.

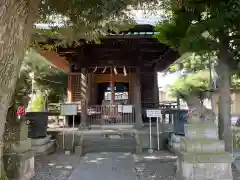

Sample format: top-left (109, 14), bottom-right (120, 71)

top-left (155, 0), bottom-right (240, 152)
top-left (7, 49), bottom-right (67, 122)
top-left (24, 49), bottom-right (67, 103)
top-left (0, 1), bottom-right (155, 173)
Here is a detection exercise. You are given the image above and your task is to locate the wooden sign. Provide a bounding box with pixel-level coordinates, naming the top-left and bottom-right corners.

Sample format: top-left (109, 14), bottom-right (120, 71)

top-left (146, 109), bottom-right (161, 118)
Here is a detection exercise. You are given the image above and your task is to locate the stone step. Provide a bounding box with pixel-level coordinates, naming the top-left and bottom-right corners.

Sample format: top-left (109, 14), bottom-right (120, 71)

top-left (83, 134), bottom-right (136, 153)
top-left (84, 147), bottom-right (135, 153)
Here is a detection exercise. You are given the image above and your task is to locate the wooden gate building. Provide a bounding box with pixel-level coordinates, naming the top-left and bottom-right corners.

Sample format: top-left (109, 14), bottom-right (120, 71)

top-left (39, 24), bottom-right (178, 127)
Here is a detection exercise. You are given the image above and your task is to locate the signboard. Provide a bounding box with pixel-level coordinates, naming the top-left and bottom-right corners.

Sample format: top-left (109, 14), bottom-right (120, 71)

top-left (146, 109), bottom-right (162, 118)
top-left (118, 105), bottom-right (123, 112)
top-left (60, 104), bottom-right (78, 116)
top-left (118, 105), bottom-right (133, 113)
top-left (123, 105), bottom-right (133, 113)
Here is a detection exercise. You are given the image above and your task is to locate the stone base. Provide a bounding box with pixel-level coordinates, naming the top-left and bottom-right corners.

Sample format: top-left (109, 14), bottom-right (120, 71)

top-left (176, 160), bottom-right (233, 180)
top-left (169, 134), bottom-right (181, 153)
top-left (176, 123), bottom-right (233, 180)
top-left (136, 144), bottom-right (143, 154)
top-left (32, 136), bottom-right (56, 155)
top-left (74, 145), bottom-right (83, 156)
top-left (3, 150), bottom-right (35, 180)
top-left (171, 142), bottom-right (180, 153)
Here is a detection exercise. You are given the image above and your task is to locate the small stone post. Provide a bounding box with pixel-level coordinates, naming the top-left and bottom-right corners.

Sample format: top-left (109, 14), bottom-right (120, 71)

top-left (3, 119), bottom-right (35, 180)
top-left (176, 110), bottom-right (233, 180)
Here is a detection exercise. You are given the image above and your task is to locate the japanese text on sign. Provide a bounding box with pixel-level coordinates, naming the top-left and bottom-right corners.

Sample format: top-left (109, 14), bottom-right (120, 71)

top-left (60, 104), bottom-right (78, 116)
top-left (146, 109), bottom-right (162, 118)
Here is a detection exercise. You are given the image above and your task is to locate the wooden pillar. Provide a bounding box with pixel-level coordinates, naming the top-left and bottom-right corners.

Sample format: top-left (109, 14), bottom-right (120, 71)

top-left (87, 73), bottom-right (92, 105)
top-left (153, 68), bottom-right (159, 106)
top-left (80, 68), bottom-right (88, 127)
top-left (110, 67), bottom-right (115, 105)
top-left (67, 74), bottom-right (72, 103)
top-left (134, 67), bottom-right (143, 128)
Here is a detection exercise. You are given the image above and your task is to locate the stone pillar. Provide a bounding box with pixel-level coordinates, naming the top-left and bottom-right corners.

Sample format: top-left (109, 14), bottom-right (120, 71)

top-left (134, 67), bottom-right (143, 128)
top-left (3, 120), bottom-right (35, 180)
top-left (176, 121), bottom-right (233, 180)
top-left (80, 68), bottom-right (88, 127)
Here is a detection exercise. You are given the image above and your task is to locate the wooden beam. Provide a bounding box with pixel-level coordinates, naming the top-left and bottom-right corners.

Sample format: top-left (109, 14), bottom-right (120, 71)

top-left (38, 50), bottom-right (70, 73)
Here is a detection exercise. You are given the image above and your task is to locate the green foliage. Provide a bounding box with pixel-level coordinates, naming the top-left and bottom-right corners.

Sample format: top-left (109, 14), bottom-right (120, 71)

top-left (154, 0), bottom-right (240, 64)
top-left (170, 69), bottom-right (240, 100)
top-left (8, 49), bottom-right (67, 118)
top-left (169, 70), bottom-right (210, 99)
top-left (0, 165), bottom-right (8, 180)
top-left (168, 53), bottom-right (216, 72)
top-left (31, 0), bottom-right (159, 47)
top-left (23, 49), bottom-right (68, 103)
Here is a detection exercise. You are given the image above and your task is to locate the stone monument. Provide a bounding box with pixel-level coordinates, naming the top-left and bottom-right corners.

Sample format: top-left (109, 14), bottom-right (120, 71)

top-left (3, 118), bottom-right (35, 180)
top-left (176, 108), bottom-right (233, 180)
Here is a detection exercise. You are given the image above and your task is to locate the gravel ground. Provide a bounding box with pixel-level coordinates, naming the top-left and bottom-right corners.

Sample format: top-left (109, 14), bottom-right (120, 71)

top-left (32, 153), bottom-right (81, 180)
top-left (32, 152), bottom-right (240, 180)
top-left (232, 164), bottom-right (240, 180)
top-left (134, 152), bottom-right (177, 180)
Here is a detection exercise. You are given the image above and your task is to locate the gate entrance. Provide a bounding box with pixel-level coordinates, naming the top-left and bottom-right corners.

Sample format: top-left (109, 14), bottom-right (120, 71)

top-left (88, 105), bottom-right (135, 125)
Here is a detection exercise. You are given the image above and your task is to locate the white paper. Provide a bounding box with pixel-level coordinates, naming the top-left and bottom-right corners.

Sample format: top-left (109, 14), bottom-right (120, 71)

top-left (118, 105), bottom-right (123, 112)
top-left (60, 104), bottom-right (78, 116)
top-left (122, 105), bottom-right (132, 113)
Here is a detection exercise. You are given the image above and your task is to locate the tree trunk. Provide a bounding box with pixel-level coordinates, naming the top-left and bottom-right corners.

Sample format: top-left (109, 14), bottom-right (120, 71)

top-left (185, 96), bottom-right (215, 123)
top-left (216, 37), bottom-right (233, 153)
top-left (0, 0), bottom-right (40, 177)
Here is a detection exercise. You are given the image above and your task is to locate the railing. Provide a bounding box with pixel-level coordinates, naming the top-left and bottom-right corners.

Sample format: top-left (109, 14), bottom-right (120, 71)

top-left (87, 105), bottom-right (135, 125)
top-left (46, 102), bottom-right (186, 131)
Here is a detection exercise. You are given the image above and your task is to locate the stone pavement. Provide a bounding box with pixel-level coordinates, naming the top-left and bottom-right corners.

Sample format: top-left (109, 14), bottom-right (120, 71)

top-left (32, 152), bottom-right (240, 180)
top-left (233, 159), bottom-right (240, 180)
top-left (134, 151), bottom-right (177, 180)
top-left (68, 152), bottom-right (137, 180)
top-left (32, 153), bottom-right (81, 180)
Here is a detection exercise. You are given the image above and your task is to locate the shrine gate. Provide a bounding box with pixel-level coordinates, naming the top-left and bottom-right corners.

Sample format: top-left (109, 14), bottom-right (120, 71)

top-left (40, 24), bottom-right (178, 127)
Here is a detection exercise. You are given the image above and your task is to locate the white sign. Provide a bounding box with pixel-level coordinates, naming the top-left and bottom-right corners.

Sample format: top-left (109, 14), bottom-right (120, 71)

top-left (146, 109), bottom-right (161, 118)
top-left (123, 105), bottom-right (133, 113)
top-left (118, 105), bottom-right (123, 112)
top-left (60, 104), bottom-right (78, 116)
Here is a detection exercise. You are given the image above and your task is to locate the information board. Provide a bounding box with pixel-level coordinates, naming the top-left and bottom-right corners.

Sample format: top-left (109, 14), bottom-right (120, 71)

top-left (123, 105), bottom-right (133, 113)
top-left (146, 109), bottom-right (162, 118)
top-left (60, 104), bottom-right (78, 116)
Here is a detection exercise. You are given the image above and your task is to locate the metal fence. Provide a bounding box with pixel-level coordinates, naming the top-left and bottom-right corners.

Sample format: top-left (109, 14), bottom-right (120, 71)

top-left (87, 105), bottom-right (135, 125)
